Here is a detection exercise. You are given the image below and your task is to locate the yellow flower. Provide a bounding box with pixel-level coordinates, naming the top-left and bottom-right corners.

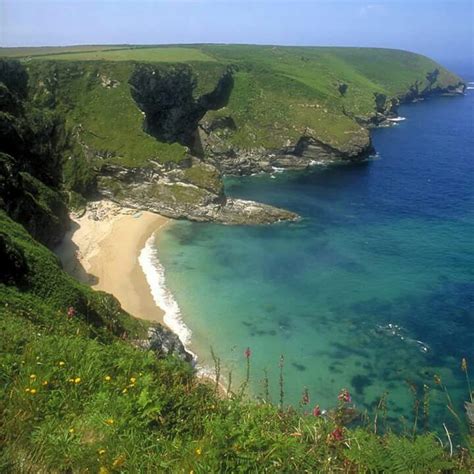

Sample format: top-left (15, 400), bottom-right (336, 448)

top-left (104, 375), bottom-right (111, 381)
top-left (105, 418), bottom-right (114, 425)
top-left (195, 447), bottom-right (202, 456)
top-left (122, 388), bottom-right (128, 394)
top-left (130, 377), bottom-right (136, 383)
top-left (74, 377), bottom-right (81, 384)
top-left (59, 361), bottom-right (65, 366)
top-left (69, 428), bottom-right (74, 433)
top-left (30, 374), bottom-right (36, 380)
top-left (42, 381), bottom-right (48, 386)
top-left (99, 467), bottom-right (109, 474)
top-left (68, 378), bottom-right (75, 383)
top-left (30, 389), bottom-right (37, 395)
top-left (25, 388), bottom-right (30, 393)
top-left (112, 455), bottom-right (126, 468)
top-left (98, 448), bottom-right (106, 456)
top-left (461, 358), bottom-right (468, 372)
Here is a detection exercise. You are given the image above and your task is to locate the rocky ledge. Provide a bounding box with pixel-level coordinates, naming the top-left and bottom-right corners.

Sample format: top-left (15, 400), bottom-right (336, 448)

top-left (96, 158), bottom-right (298, 225)
top-left (197, 72), bottom-right (465, 177)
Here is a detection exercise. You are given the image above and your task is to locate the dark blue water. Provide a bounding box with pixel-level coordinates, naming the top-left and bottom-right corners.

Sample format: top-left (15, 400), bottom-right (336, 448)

top-left (155, 64), bottom-right (474, 431)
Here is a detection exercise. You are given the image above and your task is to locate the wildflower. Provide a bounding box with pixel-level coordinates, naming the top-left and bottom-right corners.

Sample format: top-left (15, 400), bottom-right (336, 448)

top-left (301, 387), bottom-right (310, 405)
top-left (244, 347), bottom-right (251, 359)
top-left (25, 388), bottom-right (30, 393)
top-left (122, 388), bottom-right (128, 394)
top-left (338, 388), bottom-right (352, 403)
top-left (99, 467), bottom-right (109, 474)
top-left (42, 381), bottom-right (48, 386)
top-left (461, 358), bottom-right (468, 372)
top-left (30, 389), bottom-right (37, 395)
top-left (112, 455), bottom-right (126, 468)
top-left (329, 427), bottom-right (344, 442)
top-left (67, 306), bottom-right (76, 318)
top-left (313, 405), bottom-right (322, 417)
top-left (30, 374), bottom-right (36, 380)
top-left (434, 374), bottom-right (442, 385)
top-left (105, 418), bottom-right (114, 425)
top-left (59, 361), bottom-right (65, 366)
top-left (69, 428), bottom-right (74, 433)
top-left (195, 447), bottom-right (202, 456)
top-left (98, 448), bottom-right (106, 456)
top-left (68, 378), bottom-right (75, 383)
top-left (74, 377), bottom-right (81, 384)
top-left (130, 377), bottom-right (136, 384)
top-left (104, 375), bottom-right (111, 381)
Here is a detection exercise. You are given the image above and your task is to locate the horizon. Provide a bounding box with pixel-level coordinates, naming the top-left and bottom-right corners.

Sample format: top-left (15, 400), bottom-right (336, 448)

top-left (1, 0), bottom-right (473, 66)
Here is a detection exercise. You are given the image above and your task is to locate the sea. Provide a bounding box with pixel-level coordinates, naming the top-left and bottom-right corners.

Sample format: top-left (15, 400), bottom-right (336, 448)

top-left (141, 61), bottom-right (473, 431)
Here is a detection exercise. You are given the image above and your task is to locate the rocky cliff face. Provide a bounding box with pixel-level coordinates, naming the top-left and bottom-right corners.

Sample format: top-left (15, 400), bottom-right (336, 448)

top-left (0, 60), bottom-right (70, 248)
top-left (197, 67), bottom-right (465, 177)
top-left (96, 158), bottom-right (298, 224)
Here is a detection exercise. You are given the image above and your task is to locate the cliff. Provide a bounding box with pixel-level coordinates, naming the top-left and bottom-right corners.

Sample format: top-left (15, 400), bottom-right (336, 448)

top-left (0, 45), bottom-right (463, 224)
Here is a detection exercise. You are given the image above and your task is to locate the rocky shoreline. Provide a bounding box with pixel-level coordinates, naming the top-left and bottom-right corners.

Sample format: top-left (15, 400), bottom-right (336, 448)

top-left (90, 73), bottom-right (465, 226)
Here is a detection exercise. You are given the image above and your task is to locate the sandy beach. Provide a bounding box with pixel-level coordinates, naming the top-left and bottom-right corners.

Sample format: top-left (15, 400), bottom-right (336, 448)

top-left (55, 200), bottom-right (169, 323)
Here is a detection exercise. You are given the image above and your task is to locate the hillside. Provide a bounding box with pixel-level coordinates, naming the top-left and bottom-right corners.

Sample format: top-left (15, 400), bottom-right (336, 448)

top-left (0, 45), bottom-right (465, 224)
top-left (0, 47), bottom-right (472, 471)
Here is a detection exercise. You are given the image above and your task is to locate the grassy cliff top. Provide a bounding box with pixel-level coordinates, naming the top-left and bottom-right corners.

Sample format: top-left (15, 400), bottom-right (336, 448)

top-left (1, 45), bottom-right (463, 168)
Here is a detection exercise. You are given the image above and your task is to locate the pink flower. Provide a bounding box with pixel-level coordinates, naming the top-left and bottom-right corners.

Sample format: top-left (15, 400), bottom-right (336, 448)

top-left (338, 388), bottom-right (352, 403)
top-left (67, 306), bottom-right (76, 318)
top-left (330, 427), bottom-right (344, 442)
top-left (244, 347), bottom-right (251, 359)
top-left (312, 405), bottom-right (321, 417)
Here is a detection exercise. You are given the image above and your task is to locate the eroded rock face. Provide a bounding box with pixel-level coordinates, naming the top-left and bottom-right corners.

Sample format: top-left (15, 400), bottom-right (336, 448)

top-left (96, 158), bottom-right (298, 225)
top-left (199, 116), bottom-right (375, 176)
top-left (129, 65), bottom-right (233, 152)
top-left (146, 325), bottom-right (194, 363)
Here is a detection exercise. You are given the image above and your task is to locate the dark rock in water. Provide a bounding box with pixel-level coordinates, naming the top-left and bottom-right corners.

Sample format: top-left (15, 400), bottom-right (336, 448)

top-left (351, 374), bottom-right (373, 395)
top-left (145, 325), bottom-right (193, 363)
top-left (291, 362), bottom-right (307, 372)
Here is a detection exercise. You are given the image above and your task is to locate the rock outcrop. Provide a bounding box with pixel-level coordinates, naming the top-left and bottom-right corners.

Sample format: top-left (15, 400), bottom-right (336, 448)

top-left (96, 158), bottom-right (298, 224)
top-left (145, 325), bottom-right (194, 363)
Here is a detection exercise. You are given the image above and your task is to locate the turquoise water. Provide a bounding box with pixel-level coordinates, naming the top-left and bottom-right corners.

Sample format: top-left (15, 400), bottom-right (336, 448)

top-left (153, 70), bottom-right (473, 429)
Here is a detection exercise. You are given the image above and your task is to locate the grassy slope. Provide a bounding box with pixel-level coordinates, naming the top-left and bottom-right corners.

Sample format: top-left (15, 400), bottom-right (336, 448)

top-left (1, 45), bottom-right (462, 168)
top-left (0, 210), bottom-right (468, 472)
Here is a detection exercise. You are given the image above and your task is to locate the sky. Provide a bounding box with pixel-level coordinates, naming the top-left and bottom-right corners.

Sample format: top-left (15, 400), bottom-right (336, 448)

top-left (1, 0), bottom-right (473, 64)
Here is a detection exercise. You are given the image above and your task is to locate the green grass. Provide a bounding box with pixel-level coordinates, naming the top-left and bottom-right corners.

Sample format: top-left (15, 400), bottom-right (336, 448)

top-left (0, 45), bottom-right (128, 58)
top-left (27, 61), bottom-right (188, 167)
top-left (30, 46), bottom-right (216, 63)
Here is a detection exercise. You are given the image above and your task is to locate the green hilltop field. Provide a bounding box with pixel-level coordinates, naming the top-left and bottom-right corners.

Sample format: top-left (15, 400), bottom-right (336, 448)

top-left (2, 44), bottom-right (463, 170)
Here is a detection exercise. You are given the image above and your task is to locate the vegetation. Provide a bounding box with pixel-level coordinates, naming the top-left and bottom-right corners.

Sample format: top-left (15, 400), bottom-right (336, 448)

top-left (1, 44), bottom-right (463, 200)
top-left (0, 48), bottom-right (471, 471)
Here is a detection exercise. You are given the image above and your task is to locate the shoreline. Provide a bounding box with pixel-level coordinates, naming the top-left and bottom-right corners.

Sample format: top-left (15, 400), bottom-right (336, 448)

top-left (55, 200), bottom-right (169, 324)
top-left (54, 200), bottom-right (227, 394)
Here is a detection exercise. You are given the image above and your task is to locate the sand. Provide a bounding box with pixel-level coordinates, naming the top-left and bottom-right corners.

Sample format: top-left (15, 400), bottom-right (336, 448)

top-left (55, 200), bottom-right (168, 322)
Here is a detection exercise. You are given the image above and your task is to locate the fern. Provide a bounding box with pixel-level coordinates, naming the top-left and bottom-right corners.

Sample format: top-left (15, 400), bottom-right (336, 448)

top-left (386, 433), bottom-right (453, 473)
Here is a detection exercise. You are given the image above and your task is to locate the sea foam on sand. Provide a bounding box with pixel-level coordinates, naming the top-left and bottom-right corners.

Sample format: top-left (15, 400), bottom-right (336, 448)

top-left (139, 235), bottom-right (193, 349)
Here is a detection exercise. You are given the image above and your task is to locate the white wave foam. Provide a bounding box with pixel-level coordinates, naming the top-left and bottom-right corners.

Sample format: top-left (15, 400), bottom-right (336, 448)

top-left (139, 235), bottom-right (193, 349)
top-left (467, 86), bottom-right (474, 90)
top-left (387, 116), bottom-right (406, 122)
